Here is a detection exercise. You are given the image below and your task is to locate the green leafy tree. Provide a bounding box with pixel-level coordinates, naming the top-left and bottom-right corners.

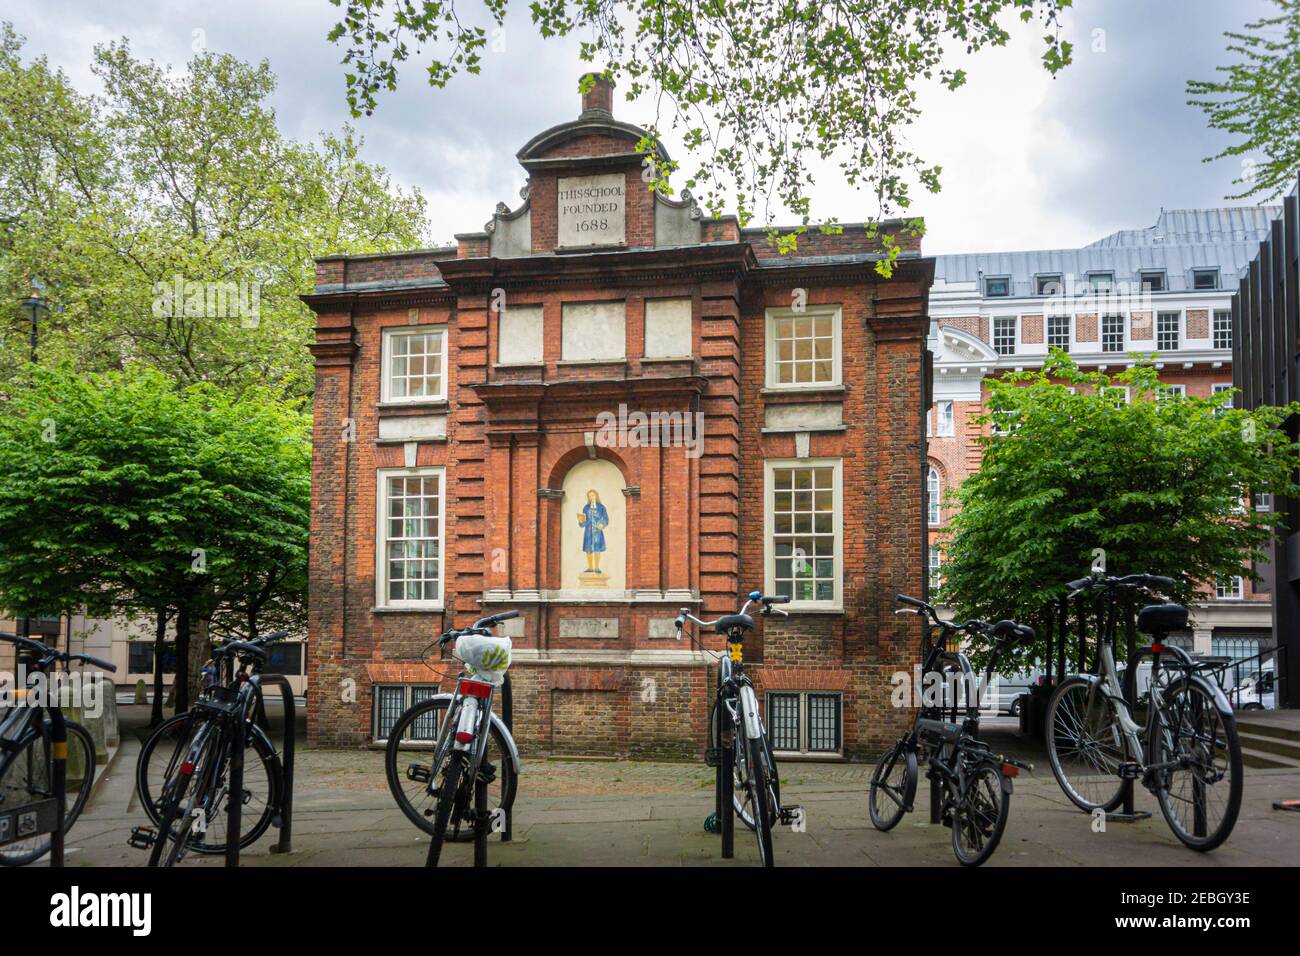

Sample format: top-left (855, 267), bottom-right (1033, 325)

top-left (939, 353), bottom-right (1300, 672)
top-left (0, 365), bottom-right (310, 721)
top-left (0, 23), bottom-right (429, 396)
top-left (325, 0), bottom-right (1072, 264)
top-left (1188, 0), bottom-right (1300, 200)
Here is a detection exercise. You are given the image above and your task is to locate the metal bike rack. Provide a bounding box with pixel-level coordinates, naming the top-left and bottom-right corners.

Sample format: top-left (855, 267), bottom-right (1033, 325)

top-left (501, 673), bottom-right (513, 843)
top-left (225, 674), bottom-right (296, 867)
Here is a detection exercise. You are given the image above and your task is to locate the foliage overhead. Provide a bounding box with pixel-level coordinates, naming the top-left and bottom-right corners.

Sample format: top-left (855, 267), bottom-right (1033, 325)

top-left (0, 23), bottom-right (429, 398)
top-left (1188, 0), bottom-right (1300, 201)
top-left (325, 0), bottom-right (1073, 264)
top-left (938, 352), bottom-right (1300, 670)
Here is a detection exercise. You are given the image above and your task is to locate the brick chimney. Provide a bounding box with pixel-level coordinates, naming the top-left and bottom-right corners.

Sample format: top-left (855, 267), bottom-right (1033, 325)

top-left (580, 72), bottom-right (614, 115)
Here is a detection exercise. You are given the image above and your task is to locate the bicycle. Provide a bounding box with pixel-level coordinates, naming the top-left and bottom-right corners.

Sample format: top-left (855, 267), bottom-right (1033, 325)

top-left (129, 630), bottom-right (290, 866)
top-left (0, 632), bottom-right (115, 866)
top-left (1045, 573), bottom-right (1243, 851)
top-left (391, 610), bottom-right (520, 868)
top-left (868, 595), bottom-right (1034, 866)
top-left (676, 590), bottom-right (798, 868)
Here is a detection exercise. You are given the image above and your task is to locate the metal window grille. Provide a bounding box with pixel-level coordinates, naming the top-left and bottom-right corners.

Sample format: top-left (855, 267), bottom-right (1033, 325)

top-left (409, 686), bottom-right (441, 740)
top-left (768, 693), bottom-right (801, 752)
top-left (807, 695), bottom-right (842, 752)
top-left (375, 685), bottom-right (407, 740)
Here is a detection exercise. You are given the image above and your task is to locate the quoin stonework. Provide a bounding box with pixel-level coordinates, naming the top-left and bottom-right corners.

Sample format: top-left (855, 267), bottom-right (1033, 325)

top-left (303, 74), bottom-right (935, 757)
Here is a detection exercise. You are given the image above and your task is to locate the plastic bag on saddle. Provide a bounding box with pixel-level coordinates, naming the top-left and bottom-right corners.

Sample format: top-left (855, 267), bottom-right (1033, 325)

top-left (454, 634), bottom-right (513, 686)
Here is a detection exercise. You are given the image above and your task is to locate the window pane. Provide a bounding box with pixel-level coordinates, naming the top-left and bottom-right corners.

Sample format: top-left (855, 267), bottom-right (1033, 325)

top-left (807, 694), bottom-right (842, 752)
top-left (771, 465), bottom-right (837, 603)
top-left (388, 331), bottom-right (444, 400)
top-left (384, 474), bottom-right (442, 604)
top-left (772, 312), bottom-right (836, 385)
top-left (375, 686), bottom-right (407, 739)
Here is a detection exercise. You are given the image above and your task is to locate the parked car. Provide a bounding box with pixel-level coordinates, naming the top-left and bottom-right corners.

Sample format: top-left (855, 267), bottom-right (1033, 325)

top-left (1234, 660), bottom-right (1276, 710)
top-left (988, 670), bottom-right (1039, 716)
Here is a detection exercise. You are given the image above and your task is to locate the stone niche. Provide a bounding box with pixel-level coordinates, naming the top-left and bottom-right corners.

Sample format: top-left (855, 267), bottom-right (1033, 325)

top-left (559, 458), bottom-right (626, 592)
top-left (561, 301), bottom-right (626, 362)
top-left (497, 304), bottom-right (544, 365)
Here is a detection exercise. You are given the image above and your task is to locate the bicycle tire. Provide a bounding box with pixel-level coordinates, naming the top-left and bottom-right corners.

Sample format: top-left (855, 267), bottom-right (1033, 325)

top-left (1154, 675), bottom-right (1243, 852)
top-left (149, 723), bottom-right (216, 867)
top-left (951, 760), bottom-right (1010, 867)
top-left (1045, 675), bottom-right (1127, 813)
top-left (746, 734), bottom-right (775, 867)
top-left (385, 696), bottom-right (516, 838)
top-left (426, 749), bottom-right (468, 867)
top-left (0, 720), bottom-right (97, 866)
top-left (137, 711), bottom-right (281, 854)
top-left (869, 738), bottom-right (918, 832)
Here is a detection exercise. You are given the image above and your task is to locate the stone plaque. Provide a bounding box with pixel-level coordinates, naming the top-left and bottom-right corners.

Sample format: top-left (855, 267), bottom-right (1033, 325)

top-left (557, 174), bottom-right (626, 249)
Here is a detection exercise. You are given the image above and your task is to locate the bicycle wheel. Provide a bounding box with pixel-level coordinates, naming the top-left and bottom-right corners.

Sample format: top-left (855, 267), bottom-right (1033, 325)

top-left (386, 697), bottom-right (516, 839)
top-left (149, 723), bottom-right (219, 867)
top-left (1045, 675), bottom-right (1127, 813)
top-left (732, 731), bottom-right (780, 832)
top-left (137, 712), bottom-right (281, 853)
top-left (951, 760), bottom-right (1010, 867)
top-left (0, 720), bottom-right (97, 866)
top-left (741, 734), bottom-right (775, 867)
top-left (869, 738), bottom-right (918, 831)
top-left (426, 750), bottom-right (469, 867)
top-left (1154, 676), bottom-right (1243, 852)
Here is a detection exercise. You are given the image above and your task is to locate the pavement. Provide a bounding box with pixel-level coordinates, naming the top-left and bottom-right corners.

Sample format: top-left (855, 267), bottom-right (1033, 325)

top-left (48, 708), bottom-right (1300, 867)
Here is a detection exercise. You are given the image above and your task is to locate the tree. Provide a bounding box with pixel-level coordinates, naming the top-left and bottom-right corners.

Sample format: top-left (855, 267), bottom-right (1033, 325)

top-left (1188, 0), bottom-right (1300, 201)
top-left (325, 0), bottom-right (1072, 264)
top-left (0, 365), bottom-right (310, 721)
top-left (0, 24), bottom-right (429, 396)
top-left (939, 353), bottom-right (1300, 672)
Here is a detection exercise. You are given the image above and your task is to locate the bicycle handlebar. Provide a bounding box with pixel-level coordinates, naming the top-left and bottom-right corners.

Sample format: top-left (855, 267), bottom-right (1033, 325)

top-left (437, 610), bottom-right (521, 646)
top-left (0, 632), bottom-right (117, 672)
top-left (1066, 573), bottom-right (1177, 598)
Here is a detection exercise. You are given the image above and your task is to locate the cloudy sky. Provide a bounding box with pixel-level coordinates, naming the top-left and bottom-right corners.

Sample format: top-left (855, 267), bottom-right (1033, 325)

top-left (2, 0), bottom-right (1278, 254)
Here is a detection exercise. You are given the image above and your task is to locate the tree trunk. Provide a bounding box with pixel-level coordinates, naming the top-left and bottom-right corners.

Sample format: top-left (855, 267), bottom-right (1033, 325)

top-left (150, 607), bottom-right (169, 726)
top-left (187, 615), bottom-right (210, 708)
top-left (174, 604), bottom-right (191, 714)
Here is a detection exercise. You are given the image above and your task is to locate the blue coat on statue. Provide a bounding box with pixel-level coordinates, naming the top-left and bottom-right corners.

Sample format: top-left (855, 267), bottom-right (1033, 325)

top-left (582, 501), bottom-right (609, 554)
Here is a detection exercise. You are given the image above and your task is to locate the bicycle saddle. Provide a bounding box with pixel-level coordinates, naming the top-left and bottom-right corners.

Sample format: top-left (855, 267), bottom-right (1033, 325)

top-left (990, 620), bottom-right (1035, 642)
top-left (1137, 603), bottom-right (1188, 636)
top-left (715, 614), bottom-right (754, 634)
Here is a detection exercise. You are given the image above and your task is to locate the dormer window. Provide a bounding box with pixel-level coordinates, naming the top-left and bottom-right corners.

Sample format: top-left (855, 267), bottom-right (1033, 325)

top-left (1036, 274), bottom-right (1063, 296)
top-left (1139, 270), bottom-right (1166, 293)
top-left (984, 276), bottom-right (1011, 298)
top-left (1192, 268), bottom-right (1220, 290)
top-left (1088, 272), bottom-right (1115, 293)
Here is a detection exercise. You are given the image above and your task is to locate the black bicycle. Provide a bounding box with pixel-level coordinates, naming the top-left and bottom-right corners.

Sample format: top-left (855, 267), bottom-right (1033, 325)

top-left (676, 590), bottom-right (797, 868)
top-left (129, 630), bottom-right (290, 865)
top-left (1045, 573), bottom-right (1243, 851)
top-left (0, 632), bottom-right (115, 866)
top-left (868, 595), bottom-right (1034, 866)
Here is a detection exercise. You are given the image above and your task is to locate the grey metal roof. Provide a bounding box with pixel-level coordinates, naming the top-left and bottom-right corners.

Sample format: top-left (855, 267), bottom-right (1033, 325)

top-left (934, 206), bottom-right (1280, 295)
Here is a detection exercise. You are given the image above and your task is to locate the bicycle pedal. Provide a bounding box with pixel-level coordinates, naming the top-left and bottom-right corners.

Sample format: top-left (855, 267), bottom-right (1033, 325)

top-left (477, 761), bottom-right (497, 784)
top-left (1118, 762), bottom-right (1141, 781)
top-left (127, 826), bottom-right (156, 850)
top-left (406, 763), bottom-right (432, 783)
top-left (704, 747), bottom-right (721, 768)
top-left (778, 805), bottom-right (803, 826)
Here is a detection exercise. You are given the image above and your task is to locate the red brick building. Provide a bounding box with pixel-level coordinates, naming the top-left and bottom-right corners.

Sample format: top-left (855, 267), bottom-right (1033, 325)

top-left (303, 76), bottom-right (934, 758)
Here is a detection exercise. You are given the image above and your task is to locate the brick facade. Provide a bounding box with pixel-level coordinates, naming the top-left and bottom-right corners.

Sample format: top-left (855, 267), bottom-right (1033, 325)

top-left (304, 76), bottom-right (934, 758)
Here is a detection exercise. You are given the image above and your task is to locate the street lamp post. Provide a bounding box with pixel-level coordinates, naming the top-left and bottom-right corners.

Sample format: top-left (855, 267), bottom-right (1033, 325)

top-left (16, 287), bottom-right (48, 639)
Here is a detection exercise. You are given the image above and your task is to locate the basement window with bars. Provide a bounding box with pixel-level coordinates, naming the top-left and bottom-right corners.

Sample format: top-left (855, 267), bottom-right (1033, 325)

top-left (373, 684), bottom-right (442, 741)
top-left (767, 691), bottom-right (842, 755)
